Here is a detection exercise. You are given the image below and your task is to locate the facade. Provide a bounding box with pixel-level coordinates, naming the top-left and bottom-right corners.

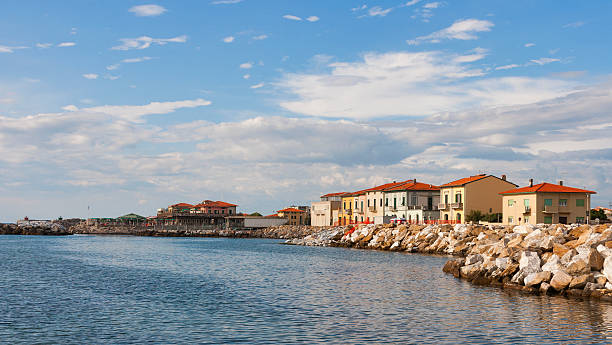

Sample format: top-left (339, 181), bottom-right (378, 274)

top-left (439, 174), bottom-right (517, 224)
top-left (192, 200), bottom-right (237, 216)
top-left (364, 180), bottom-right (412, 224)
top-left (156, 200), bottom-right (238, 226)
top-left (278, 207), bottom-right (307, 226)
top-left (339, 193), bottom-right (356, 225)
top-left (383, 181), bottom-right (440, 223)
top-left (500, 181), bottom-right (595, 225)
top-left (311, 193), bottom-right (344, 227)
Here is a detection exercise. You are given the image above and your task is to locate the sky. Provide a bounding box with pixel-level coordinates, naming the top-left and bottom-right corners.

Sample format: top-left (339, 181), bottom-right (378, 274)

top-left (0, 0), bottom-right (611, 221)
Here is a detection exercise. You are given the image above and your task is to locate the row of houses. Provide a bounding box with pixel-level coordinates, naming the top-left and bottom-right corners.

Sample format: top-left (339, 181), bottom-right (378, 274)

top-left (311, 174), bottom-right (596, 227)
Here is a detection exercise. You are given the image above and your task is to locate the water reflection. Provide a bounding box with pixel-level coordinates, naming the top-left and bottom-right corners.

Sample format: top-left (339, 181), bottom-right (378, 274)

top-left (0, 235), bottom-right (611, 344)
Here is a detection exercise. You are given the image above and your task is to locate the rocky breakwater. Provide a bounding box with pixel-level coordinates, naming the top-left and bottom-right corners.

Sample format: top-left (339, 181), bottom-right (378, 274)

top-left (1, 221), bottom-right (70, 236)
top-left (289, 222), bottom-right (612, 301)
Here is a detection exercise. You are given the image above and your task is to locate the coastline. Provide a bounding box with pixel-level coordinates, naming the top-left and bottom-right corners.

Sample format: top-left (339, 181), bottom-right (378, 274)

top-left (287, 222), bottom-right (612, 302)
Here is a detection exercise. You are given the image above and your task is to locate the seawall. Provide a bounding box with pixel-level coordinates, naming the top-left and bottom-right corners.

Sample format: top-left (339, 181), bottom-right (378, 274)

top-left (287, 222), bottom-right (612, 301)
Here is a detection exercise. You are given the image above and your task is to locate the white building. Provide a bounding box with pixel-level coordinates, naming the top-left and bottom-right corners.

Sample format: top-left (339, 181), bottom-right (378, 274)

top-left (383, 181), bottom-right (440, 224)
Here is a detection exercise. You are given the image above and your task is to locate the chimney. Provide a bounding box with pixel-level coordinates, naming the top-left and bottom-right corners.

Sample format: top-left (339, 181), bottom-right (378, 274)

top-left (559, 180), bottom-right (563, 186)
top-left (501, 174), bottom-right (506, 181)
top-left (529, 179), bottom-right (533, 187)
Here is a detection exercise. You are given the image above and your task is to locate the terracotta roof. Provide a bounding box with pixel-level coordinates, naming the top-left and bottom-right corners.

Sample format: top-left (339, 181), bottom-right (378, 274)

top-left (385, 181), bottom-right (440, 192)
top-left (321, 192), bottom-right (348, 198)
top-left (194, 200), bottom-right (238, 208)
top-left (440, 174), bottom-right (491, 188)
top-left (170, 203), bottom-right (194, 208)
top-left (347, 179), bottom-right (415, 196)
top-left (278, 207), bottom-right (305, 213)
top-left (500, 182), bottom-right (596, 195)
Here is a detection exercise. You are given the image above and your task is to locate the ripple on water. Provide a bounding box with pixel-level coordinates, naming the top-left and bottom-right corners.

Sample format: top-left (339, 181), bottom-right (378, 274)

top-left (0, 235), bottom-right (611, 344)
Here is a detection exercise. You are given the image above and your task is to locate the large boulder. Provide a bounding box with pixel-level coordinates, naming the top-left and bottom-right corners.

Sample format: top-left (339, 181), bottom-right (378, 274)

top-left (576, 245), bottom-right (604, 271)
top-left (550, 271), bottom-right (573, 291)
top-left (569, 274), bottom-right (593, 289)
top-left (513, 224), bottom-right (535, 234)
top-left (495, 257), bottom-right (510, 270)
top-left (519, 251), bottom-right (541, 272)
top-left (553, 243), bottom-right (570, 257)
top-left (524, 271), bottom-right (552, 287)
top-left (565, 256), bottom-right (591, 276)
top-left (542, 254), bottom-right (562, 274)
top-left (560, 249), bottom-right (577, 266)
top-left (465, 254), bottom-right (484, 266)
top-left (602, 256), bottom-right (612, 283)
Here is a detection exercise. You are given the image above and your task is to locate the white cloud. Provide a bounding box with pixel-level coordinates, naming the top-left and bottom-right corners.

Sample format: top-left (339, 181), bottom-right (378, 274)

top-left (82, 73), bottom-right (99, 80)
top-left (495, 64), bottom-right (521, 70)
top-left (243, 74), bottom-right (250, 79)
top-left (57, 42), bottom-right (76, 47)
top-left (306, 16), bottom-right (320, 22)
top-left (70, 27), bottom-right (77, 35)
top-left (122, 56), bottom-right (153, 63)
top-left (283, 15), bottom-right (302, 21)
top-left (405, 0), bottom-right (421, 5)
top-left (82, 98), bottom-right (211, 122)
top-left (351, 5), bottom-right (367, 11)
top-left (368, 6), bottom-right (393, 17)
top-left (223, 36), bottom-right (235, 43)
top-left (252, 34), bottom-right (268, 40)
top-left (129, 4), bottom-right (167, 17)
top-left (36, 43), bottom-right (52, 49)
top-left (524, 43), bottom-right (535, 47)
top-left (279, 50), bottom-right (573, 119)
top-left (104, 75), bottom-right (120, 80)
top-left (240, 62), bottom-right (253, 69)
top-left (62, 105), bottom-right (79, 112)
top-left (111, 35), bottom-right (187, 50)
top-left (250, 83), bottom-right (264, 89)
top-left (211, 0), bottom-right (243, 4)
top-left (563, 21), bottom-right (584, 28)
top-left (408, 19), bottom-right (494, 44)
top-left (106, 64), bottom-right (120, 71)
top-left (0, 45), bottom-right (28, 53)
top-left (530, 57), bottom-right (560, 65)
top-left (423, 2), bottom-right (441, 9)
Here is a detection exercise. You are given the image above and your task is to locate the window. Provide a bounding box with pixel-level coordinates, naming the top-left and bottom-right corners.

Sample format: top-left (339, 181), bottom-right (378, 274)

top-left (455, 193), bottom-right (462, 203)
top-left (559, 199), bottom-right (567, 207)
top-left (508, 216), bottom-right (514, 224)
top-left (385, 198), bottom-right (388, 206)
top-left (576, 199), bottom-right (585, 207)
top-left (393, 198), bottom-right (396, 209)
top-left (508, 199), bottom-right (514, 207)
top-left (456, 213), bottom-right (461, 222)
top-left (368, 199), bottom-right (370, 207)
top-left (355, 201), bottom-right (358, 209)
top-left (361, 201), bottom-right (363, 211)
top-left (380, 198), bottom-right (382, 207)
top-left (229, 210), bottom-right (232, 215)
top-left (444, 194), bottom-right (449, 204)
top-left (544, 216), bottom-right (553, 224)
top-left (544, 199), bottom-right (552, 206)
top-left (525, 216), bottom-right (530, 223)
top-left (402, 197), bottom-right (405, 206)
top-left (343, 202), bottom-right (346, 210)
top-left (215, 210), bottom-right (219, 214)
top-left (524, 199), bottom-right (530, 207)
top-left (411, 194), bottom-right (417, 205)
top-left (576, 216), bottom-right (585, 224)
top-left (222, 210), bottom-right (225, 214)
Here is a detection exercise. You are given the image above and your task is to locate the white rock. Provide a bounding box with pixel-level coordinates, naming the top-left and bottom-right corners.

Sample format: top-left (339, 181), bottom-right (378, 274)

top-left (390, 241), bottom-right (400, 250)
top-left (519, 251), bottom-right (542, 273)
top-left (465, 254), bottom-right (484, 266)
top-left (524, 229), bottom-right (542, 242)
top-left (602, 256), bottom-right (612, 283)
top-left (477, 232), bottom-right (487, 241)
top-left (513, 224), bottom-right (535, 234)
top-left (597, 244), bottom-right (612, 258)
top-left (542, 254), bottom-right (562, 274)
top-left (524, 271), bottom-right (552, 287)
top-left (495, 257), bottom-right (510, 270)
top-left (606, 282), bottom-right (612, 290)
top-left (550, 271), bottom-right (572, 290)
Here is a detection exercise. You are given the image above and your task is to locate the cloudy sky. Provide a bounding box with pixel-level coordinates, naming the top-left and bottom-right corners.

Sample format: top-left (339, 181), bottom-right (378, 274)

top-left (1, 1), bottom-right (611, 221)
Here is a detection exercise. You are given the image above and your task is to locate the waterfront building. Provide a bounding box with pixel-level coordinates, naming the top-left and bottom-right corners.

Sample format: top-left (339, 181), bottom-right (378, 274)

top-left (277, 207), bottom-right (307, 225)
top-left (156, 200), bottom-right (238, 226)
top-left (225, 215), bottom-right (288, 229)
top-left (339, 192), bottom-right (356, 225)
top-left (311, 192), bottom-right (345, 226)
top-left (383, 181), bottom-right (440, 224)
top-left (500, 180), bottom-right (595, 225)
top-left (191, 200), bottom-right (237, 216)
top-left (364, 180), bottom-right (414, 224)
top-left (439, 174), bottom-right (517, 224)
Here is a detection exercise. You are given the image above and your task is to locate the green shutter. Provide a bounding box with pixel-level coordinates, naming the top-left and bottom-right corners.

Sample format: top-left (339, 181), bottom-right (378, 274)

top-left (576, 199), bottom-right (585, 207)
top-left (544, 216), bottom-right (553, 224)
top-left (544, 199), bottom-right (552, 206)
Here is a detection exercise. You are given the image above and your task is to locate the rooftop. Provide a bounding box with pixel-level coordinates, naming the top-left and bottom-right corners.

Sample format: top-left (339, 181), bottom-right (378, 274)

top-left (385, 181), bottom-right (440, 191)
top-left (194, 200), bottom-right (238, 208)
top-left (278, 207), bottom-right (305, 213)
top-left (499, 182), bottom-right (596, 195)
top-left (440, 174), bottom-right (489, 188)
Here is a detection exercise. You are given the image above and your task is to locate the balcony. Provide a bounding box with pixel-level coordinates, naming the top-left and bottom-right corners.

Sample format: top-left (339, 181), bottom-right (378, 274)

top-left (354, 209), bottom-right (364, 215)
top-left (523, 206), bottom-right (531, 214)
top-left (344, 209), bottom-right (352, 215)
top-left (558, 205), bottom-right (570, 213)
top-left (438, 203), bottom-right (449, 210)
top-left (451, 203), bottom-right (463, 209)
top-left (543, 205), bottom-right (558, 213)
top-left (389, 207), bottom-right (397, 212)
top-left (368, 206), bottom-right (377, 212)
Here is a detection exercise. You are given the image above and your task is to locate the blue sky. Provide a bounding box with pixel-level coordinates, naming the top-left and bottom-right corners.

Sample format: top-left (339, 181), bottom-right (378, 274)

top-left (0, 0), bottom-right (611, 221)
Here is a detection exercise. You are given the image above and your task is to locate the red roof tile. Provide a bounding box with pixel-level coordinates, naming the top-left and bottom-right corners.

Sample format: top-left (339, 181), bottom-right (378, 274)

top-left (193, 200), bottom-right (238, 208)
top-left (278, 207), bottom-right (305, 213)
top-left (440, 174), bottom-right (490, 187)
top-left (385, 181), bottom-right (440, 191)
top-left (348, 179), bottom-right (415, 196)
top-left (500, 182), bottom-right (596, 195)
top-left (170, 203), bottom-right (194, 208)
top-left (320, 192), bottom-right (349, 198)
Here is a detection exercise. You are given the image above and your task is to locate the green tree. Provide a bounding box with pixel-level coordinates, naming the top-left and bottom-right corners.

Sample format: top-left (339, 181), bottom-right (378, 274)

top-left (249, 212), bottom-right (262, 217)
top-left (465, 210), bottom-right (484, 222)
top-left (591, 209), bottom-right (608, 221)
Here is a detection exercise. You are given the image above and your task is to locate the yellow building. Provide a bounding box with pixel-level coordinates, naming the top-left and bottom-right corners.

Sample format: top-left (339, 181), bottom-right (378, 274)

top-left (439, 174), bottom-right (517, 224)
top-left (277, 208), bottom-right (307, 226)
top-left (500, 180), bottom-right (595, 225)
top-left (339, 193), bottom-right (356, 225)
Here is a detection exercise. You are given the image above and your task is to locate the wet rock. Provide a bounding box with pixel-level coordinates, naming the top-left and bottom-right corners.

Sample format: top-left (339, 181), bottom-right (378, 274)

top-left (524, 271), bottom-right (552, 287)
top-left (569, 274), bottom-right (593, 289)
top-left (540, 282), bottom-right (551, 294)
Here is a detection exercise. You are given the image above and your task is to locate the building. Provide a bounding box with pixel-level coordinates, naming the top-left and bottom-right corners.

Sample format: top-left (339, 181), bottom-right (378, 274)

top-left (311, 193), bottom-right (344, 226)
top-left (439, 174), bottom-right (517, 224)
top-left (364, 180), bottom-right (414, 224)
top-left (339, 193), bottom-right (357, 225)
top-left (277, 207), bottom-right (307, 225)
top-left (500, 180), bottom-right (595, 225)
top-left (156, 200), bottom-right (238, 226)
top-left (383, 181), bottom-right (440, 224)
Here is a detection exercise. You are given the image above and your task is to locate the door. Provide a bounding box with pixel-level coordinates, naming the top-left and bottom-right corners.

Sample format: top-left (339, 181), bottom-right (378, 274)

top-left (428, 196), bottom-right (433, 210)
top-left (559, 216), bottom-right (567, 224)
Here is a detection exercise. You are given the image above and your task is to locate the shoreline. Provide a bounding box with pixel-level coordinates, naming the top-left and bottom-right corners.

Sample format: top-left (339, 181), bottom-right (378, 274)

top-left (288, 222), bottom-right (612, 302)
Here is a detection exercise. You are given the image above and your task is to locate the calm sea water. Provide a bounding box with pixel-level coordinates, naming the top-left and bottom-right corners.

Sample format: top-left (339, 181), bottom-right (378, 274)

top-left (1, 235), bottom-right (611, 344)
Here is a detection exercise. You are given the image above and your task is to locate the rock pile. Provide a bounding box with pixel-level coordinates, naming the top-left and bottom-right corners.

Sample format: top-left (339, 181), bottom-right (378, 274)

top-left (1, 222), bottom-right (69, 235)
top-left (288, 222), bottom-right (612, 300)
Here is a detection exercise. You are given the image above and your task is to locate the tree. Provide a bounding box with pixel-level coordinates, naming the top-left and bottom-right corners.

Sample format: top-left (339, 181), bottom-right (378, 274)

top-left (249, 212), bottom-right (262, 217)
top-left (465, 210), bottom-right (484, 222)
top-left (591, 209), bottom-right (608, 221)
